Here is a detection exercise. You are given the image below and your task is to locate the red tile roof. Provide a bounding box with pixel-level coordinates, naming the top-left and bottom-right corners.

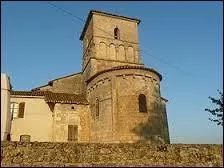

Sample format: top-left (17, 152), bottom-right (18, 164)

top-left (86, 65), bottom-right (162, 83)
top-left (10, 91), bottom-right (88, 105)
top-left (44, 92), bottom-right (88, 104)
top-left (11, 91), bottom-right (45, 96)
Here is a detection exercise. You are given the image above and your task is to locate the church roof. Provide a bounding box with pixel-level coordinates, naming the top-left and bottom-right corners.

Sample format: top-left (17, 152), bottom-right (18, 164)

top-left (44, 92), bottom-right (88, 104)
top-left (86, 65), bottom-right (162, 84)
top-left (11, 90), bottom-right (45, 96)
top-left (32, 72), bottom-right (82, 91)
top-left (10, 91), bottom-right (88, 105)
top-left (80, 10), bottom-right (141, 40)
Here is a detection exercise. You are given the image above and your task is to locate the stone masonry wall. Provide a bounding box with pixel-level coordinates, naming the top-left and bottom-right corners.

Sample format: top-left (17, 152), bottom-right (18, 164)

top-left (115, 69), bottom-right (164, 143)
top-left (38, 73), bottom-right (83, 94)
top-left (53, 104), bottom-right (90, 142)
top-left (87, 77), bottom-right (113, 142)
top-left (87, 68), bottom-right (169, 143)
top-left (82, 12), bottom-right (143, 82)
top-left (93, 14), bottom-right (139, 48)
top-left (1, 142), bottom-right (223, 167)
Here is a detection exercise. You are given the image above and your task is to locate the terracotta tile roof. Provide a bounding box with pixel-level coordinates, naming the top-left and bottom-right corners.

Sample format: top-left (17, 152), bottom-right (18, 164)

top-left (44, 92), bottom-right (88, 104)
top-left (11, 90), bottom-right (45, 96)
top-left (80, 10), bottom-right (141, 40)
top-left (86, 65), bottom-right (162, 83)
top-left (10, 90), bottom-right (88, 105)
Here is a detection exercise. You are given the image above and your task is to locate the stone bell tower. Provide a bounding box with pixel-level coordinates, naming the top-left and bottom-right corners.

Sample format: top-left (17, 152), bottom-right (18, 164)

top-left (80, 10), bottom-right (144, 82)
top-left (80, 10), bottom-right (170, 144)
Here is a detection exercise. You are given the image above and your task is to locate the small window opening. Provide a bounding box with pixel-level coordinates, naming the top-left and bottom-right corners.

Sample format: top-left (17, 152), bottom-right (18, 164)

top-left (96, 98), bottom-right (99, 118)
top-left (71, 106), bottom-right (74, 110)
top-left (6, 134), bottom-right (11, 141)
top-left (114, 27), bottom-right (120, 39)
top-left (139, 94), bottom-right (147, 113)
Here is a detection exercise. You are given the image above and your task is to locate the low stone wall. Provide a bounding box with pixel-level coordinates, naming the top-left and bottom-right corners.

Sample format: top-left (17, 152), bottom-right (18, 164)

top-left (1, 141), bottom-right (223, 167)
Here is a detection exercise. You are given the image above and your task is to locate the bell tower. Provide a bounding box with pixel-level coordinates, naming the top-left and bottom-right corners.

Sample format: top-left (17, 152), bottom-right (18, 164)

top-left (80, 10), bottom-right (143, 81)
top-left (79, 10), bottom-right (169, 144)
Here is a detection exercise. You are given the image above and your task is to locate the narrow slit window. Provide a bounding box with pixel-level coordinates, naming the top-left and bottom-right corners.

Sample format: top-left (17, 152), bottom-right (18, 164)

top-left (96, 98), bottom-right (99, 118)
top-left (114, 27), bottom-right (120, 39)
top-left (139, 94), bottom-right (147, 113)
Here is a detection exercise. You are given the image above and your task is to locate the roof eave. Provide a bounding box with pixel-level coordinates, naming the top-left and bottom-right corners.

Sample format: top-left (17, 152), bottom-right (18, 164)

top-left (86, 65), bottom-right (162, 84)
top-left (45, 100), bottom-right (89, 105)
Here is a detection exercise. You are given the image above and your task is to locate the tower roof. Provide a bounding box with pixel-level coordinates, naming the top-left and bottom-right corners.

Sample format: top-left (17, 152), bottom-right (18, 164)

top-left (79, 10), bottom-right (141, 40)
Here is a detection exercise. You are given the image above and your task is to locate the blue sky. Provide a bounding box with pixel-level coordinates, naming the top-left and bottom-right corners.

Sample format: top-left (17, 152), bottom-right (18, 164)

top-left (1, 1), bottom-right (223, 144)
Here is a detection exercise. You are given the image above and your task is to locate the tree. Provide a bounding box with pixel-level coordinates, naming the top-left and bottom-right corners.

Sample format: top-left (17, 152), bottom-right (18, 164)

top-left (205, 90), bottom-right (223, 126)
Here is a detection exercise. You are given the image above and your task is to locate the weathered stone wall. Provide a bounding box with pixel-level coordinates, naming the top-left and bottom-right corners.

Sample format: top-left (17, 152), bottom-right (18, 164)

top-left (93, 37), bottom-right (140, 63)
top-left (161, 99), bottom-right (170, 144)
top-left (38, 73), bottom-right (83, 94)
top-left (87, 58), bottom-right (144, 80)
top-left (115, 69), bottom-right (163, 143)
top-left (82, 11), bottom-right (143, 82)
top-left (53, 104), bottom-right (90, 142)
top-left (1, 142), bottom-right (223, 167)
top-left (87, 77), bottom-right (113, 142)
top-left (89, 13), bottom-right (141, 75)
top-left (87, 68), bottom-right (169, 143)
top-left (82, 18), bottom-right (93, 70)
top-left (93, 14), bottom-right (139, 51)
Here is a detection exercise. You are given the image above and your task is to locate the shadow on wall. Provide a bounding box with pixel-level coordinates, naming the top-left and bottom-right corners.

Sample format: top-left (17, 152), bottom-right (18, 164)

top-left (131, 100), bottom-right (169, 145)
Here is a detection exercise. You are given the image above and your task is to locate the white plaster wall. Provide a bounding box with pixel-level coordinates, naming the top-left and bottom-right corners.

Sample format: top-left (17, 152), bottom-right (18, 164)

top-left (1, 73), bottom-right (11, 141)
top-left (10, 96), bottom-right (53, 142)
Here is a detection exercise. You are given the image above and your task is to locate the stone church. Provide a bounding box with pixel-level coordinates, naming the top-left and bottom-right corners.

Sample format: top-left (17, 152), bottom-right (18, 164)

top-left (9, 10), bottom-right (170, 144)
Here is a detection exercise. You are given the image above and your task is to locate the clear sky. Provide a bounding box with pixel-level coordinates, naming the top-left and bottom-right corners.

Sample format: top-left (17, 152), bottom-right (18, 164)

top-left (1, 1), bottom-right (223, 144)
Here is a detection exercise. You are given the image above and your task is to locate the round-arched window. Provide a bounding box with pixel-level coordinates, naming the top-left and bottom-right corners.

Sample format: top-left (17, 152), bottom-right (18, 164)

top-left (139, 94), bottom-right (147, 113)
top-left (114, 27), bottom-right (120, 39)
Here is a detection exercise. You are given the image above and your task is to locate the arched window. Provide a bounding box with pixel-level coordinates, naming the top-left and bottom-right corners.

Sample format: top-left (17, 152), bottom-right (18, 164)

top-left (114, 27), bottom-right (120, 39)
top-left (96, 98), bottom-right (99, 117)
top-left (139, 94), bottom-right (147, 113)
